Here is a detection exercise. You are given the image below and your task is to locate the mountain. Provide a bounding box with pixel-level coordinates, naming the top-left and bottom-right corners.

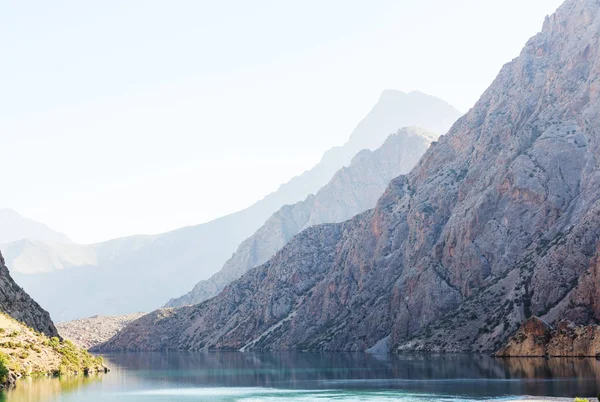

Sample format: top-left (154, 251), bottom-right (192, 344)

top-left (0, 209), bottom-right (71, 245)
top-left (1, 240), bottom-right (96, 275)
top-left (0, 252), bottom-right (108, 388)
top-left (273, 90), bottom-right (460, 204)
top-left (56, 313), bottom-right (146, 349)
top-left (0, 251), bottom-right (58, 338)
top-left (98, 0), bottom-right (600, 353)
top-left (167, 127), bottom-right (437, 308)
top-left (0, 312), bottom-right (106, 388)
top-left (8, 91), bottom-right (460, 322)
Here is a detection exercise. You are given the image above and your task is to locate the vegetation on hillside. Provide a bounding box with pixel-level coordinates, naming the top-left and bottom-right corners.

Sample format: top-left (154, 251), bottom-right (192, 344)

top-left (43, 337), bottom-right (104, 375)
top-left (0, 313), bottom-right (106, 386)
top-left (0, 352), bottom-right (8, 384)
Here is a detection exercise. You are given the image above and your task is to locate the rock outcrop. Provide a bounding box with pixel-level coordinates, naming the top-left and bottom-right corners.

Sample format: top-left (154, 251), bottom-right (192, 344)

top-left (6, 91), bottom-right (460, 322)
top-left (100, 0), bottom-right (600, 353)
top-left (167, 127), bottom-right (437, 308)
top-left (497, 317), bottom-right (600, 357)
top-left (0, 251), bottom-right (58, 338)
top-left (495, 317), bottom-right (554, 357)
top-left (57, 313), bottom-right (145, 349)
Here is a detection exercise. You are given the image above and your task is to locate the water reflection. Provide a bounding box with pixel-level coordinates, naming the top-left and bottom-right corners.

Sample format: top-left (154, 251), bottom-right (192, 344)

top-left (2, 353), bottom-right (599, 401)
top-left (1, 374), bottom-right (101, 402)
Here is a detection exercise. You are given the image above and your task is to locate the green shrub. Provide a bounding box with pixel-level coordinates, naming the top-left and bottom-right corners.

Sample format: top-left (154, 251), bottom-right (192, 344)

top-left (48, 338), bottom-right (103, 375)
top-left (0, 341), bottom-right (24, 349)
top-left (0, 352), bottom-right (9, 383)
top-left (49, 337), bottom-right (60, 348)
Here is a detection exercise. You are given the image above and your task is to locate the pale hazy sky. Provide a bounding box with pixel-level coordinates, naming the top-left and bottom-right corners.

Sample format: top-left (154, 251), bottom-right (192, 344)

top-left (1, 0), bottom-right (563, 244)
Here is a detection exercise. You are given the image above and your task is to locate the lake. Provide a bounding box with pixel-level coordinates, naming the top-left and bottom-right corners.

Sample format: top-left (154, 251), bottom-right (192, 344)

top-left (2, 352), bottom-right (599, 401)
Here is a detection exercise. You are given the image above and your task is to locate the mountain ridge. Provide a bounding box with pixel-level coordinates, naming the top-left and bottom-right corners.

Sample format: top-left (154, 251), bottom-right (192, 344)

top-left (167, 126), bottom-right (437, 308)
top-left (98, 0), bottom-right (600, 353)
top-left (0, 209), bottom-right (71, 245)
top-left (8, 91), bottom-right (460, 321)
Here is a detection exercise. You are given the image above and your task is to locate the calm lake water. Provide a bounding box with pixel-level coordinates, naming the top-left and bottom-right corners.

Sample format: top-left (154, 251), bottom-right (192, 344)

top-left (2, 352), bottom-right (599, 401)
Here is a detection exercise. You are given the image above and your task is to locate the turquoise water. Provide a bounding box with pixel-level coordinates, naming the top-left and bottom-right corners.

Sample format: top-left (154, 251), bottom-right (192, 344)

top-left (2, 352), bottom-right (599, 401)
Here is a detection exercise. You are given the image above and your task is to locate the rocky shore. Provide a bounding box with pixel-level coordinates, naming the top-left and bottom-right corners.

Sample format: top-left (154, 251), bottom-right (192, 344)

top-left (496, 317), bottom-right (600, 357)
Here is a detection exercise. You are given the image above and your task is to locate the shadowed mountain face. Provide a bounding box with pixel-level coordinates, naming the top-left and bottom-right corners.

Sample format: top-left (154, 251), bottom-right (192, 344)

top-left (98, 0), bottom-right (600, 353)
top-left (0, 251), bottom-right (58, 337)
top-left (167, 127), bottom-right (437, 308)
top-left (6, 91), bottom-right (460, 322)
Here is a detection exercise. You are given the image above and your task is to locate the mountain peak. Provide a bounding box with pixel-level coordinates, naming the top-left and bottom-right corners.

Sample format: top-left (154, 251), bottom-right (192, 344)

top-left (530, 0), bottom-right (600, 55)
top-left (0, 208), bottom-right (22, 217)
top-left (376, 89), bottom-right (453, 108)
top-left (346, 90), bottom-right (461, 153)
top-left (377, 89), bottom-right (408, 101)
top-left (0, 209), bottom-right (71, 245)
top-left (544, 0), bottom-right (599, 34)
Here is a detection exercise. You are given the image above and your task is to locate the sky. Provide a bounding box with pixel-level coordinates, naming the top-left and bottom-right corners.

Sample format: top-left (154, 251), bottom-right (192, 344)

top-left (0, 0), bottom-right (564, 244)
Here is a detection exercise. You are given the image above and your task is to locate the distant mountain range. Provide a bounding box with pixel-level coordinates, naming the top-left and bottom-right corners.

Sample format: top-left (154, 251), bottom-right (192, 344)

top-left (98, 0), bottom-right (600, 354)
top-left (167, 126), bottom-right (437, 308)
top-left (5, 90), bottom-right (461, 321)
top-left (0, 209), bottom-right (71, 245)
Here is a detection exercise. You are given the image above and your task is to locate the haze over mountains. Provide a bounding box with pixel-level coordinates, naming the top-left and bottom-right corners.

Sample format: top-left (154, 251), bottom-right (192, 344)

top-left (167, 126), bottom-right (437, 308)
top-left (0, 209), bottom-right (71, 245)
top-left (5, 90), bottom-right (460, 321)
top-left (99, 0), bottom-right (600, 353)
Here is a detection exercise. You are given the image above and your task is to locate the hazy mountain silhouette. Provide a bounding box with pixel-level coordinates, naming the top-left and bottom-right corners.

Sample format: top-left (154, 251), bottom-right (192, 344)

top-left (0, 209), bottom-right (71, 245)
top-left (7, 91), bottom-right (460, 321)
top-left (167, 126), bottom-right (436, 308)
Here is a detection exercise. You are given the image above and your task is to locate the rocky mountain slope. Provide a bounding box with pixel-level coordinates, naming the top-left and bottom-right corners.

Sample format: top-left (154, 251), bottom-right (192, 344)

top-left (0, 209), bottom-right (71, 245)
top-left (6, 91), bottom-right (460, 322)
top-left (99, 0), bottom-right (600, 354)
top-left (167, 127), bottom-right (437, 307)
top-left (0, 251), bottom-right (58, 338)
top-left (0, 312), bottom-right (106, 388)
top-left (56, 313), bottom-right (145, 350)
top-left (0, 251), bottom-right (105, 388)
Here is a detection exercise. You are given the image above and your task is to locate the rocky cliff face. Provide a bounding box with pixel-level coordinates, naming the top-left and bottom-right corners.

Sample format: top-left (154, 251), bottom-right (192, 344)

top-left (99, 0), bottom-right (600, 353)
top-left (495, 317), bottom-right (554, 357)
top-left (167, 127), bottom-right (436, 308)
top-left (0, 251), bottom-right (58, 338)
top-left (7, 91), bottom-right (460, 322)
top-left (496, 317), bottom-right (600, 357)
